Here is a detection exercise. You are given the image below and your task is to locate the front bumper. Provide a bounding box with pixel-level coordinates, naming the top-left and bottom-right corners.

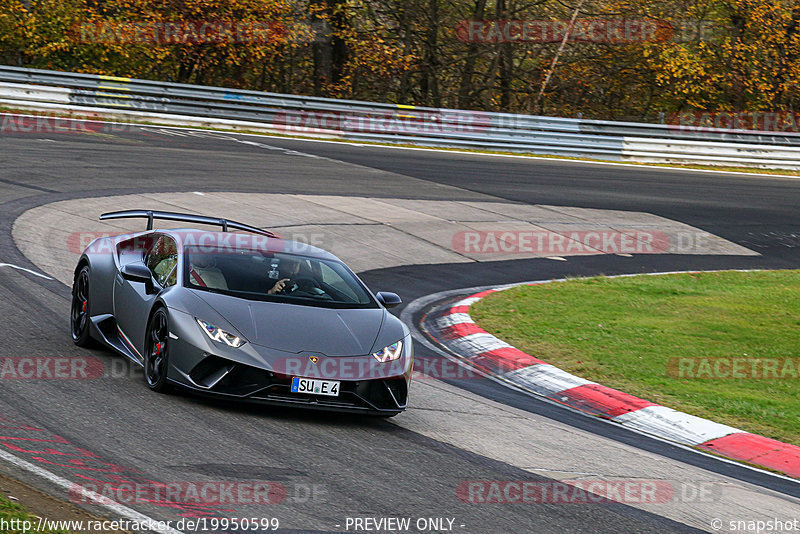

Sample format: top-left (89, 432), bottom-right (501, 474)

top-left (166, 310), bottom-right (411, 415)
top-left (174, 358), bottom-right (409, 414)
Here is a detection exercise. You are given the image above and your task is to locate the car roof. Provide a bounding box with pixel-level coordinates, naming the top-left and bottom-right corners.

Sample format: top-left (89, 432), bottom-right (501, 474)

top-left (155, 228), bottom-right (338, 261)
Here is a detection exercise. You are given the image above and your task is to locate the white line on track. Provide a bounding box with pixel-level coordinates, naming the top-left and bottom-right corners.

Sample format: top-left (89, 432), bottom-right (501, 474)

top-left (0, 447), bottom-right (185, 534)
top-left (0, 263), bottom-right (53, 280)
top-left (139, 126), bottom-right (364, 167)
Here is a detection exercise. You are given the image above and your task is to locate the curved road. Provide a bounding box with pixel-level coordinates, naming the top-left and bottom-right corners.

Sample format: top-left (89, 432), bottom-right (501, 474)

top-left (1, 119), bottom-right (798, 533)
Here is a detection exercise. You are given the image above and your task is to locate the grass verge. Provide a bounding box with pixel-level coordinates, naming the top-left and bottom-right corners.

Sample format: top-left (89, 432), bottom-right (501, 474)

top-left (470, 270), bottom-right (800, 445)
top-left (0, 494), bottom-right (70, 533)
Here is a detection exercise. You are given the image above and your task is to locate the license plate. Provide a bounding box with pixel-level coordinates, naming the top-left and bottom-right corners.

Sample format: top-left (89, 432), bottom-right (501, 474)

top-left (291, 377), bottom-right (340, 397)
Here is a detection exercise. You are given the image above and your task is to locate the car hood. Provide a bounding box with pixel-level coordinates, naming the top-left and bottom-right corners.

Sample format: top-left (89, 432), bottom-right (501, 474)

top-left (191, 290), bottom-right (386, 356)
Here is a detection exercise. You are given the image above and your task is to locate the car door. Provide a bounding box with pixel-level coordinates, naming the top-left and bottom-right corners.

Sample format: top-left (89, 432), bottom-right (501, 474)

top-left (113, 234), bottom-right (178, 360)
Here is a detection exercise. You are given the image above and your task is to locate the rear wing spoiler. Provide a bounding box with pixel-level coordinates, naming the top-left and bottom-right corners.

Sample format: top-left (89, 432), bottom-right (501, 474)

top-left (99, 210), bottom-right (279, 238)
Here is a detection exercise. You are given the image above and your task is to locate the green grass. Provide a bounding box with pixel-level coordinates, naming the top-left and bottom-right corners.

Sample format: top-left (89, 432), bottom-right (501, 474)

top-left (470, 271), bottom-right (800, 445)
top-left (0, 495), bottom-right (71, 533)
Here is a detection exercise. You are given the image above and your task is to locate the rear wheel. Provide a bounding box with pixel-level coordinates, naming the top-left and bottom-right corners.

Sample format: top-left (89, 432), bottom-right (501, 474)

top-left (70, 265), bottom-right (94, 347)
top-left (145, 308), bottom-right (171, 393)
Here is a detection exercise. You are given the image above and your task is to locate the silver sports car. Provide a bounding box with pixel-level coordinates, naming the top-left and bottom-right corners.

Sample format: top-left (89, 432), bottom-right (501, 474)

top-left (70, 210), bottom-right (412, 416)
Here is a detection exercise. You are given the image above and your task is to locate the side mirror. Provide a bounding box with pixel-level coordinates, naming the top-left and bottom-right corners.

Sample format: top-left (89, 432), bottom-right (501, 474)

top-left (376, 291), bottom-right (402, 309)
top-left (121, 261), bottom-right (153, 285)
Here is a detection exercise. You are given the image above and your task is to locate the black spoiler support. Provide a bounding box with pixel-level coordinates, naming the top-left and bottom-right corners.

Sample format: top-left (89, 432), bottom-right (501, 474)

top-left (99, 210), bottom-right (279, 238)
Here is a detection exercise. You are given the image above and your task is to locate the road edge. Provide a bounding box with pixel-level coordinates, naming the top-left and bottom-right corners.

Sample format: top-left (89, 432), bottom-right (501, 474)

top-left (416, 270), bottom-right (800, 479)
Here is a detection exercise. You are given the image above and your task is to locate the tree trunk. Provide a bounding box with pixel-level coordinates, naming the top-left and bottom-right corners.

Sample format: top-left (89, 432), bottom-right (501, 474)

top-left (496, 0), bottom-right (513, 110)
top-left (311, 0), bottom-right (348, 96)
top-left (420, 0), bottom-right (441, 107)
top-left (311, 17), bottom-right (333, 96)
top-left (457, 0), bottom-right (487, 109)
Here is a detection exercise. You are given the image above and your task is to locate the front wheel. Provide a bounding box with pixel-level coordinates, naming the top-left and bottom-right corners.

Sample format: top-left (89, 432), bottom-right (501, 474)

top-left (144, 308), bottom-right (171, 393)
top-left (70, 265), bottom-right (94, 347)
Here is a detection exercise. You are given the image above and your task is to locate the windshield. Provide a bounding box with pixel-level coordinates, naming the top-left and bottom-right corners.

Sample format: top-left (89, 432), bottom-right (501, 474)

top-left (183, 247), bottom-right (377, 309)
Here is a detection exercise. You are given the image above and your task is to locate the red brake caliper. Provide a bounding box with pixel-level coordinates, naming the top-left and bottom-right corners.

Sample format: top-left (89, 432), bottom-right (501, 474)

top-left (154, 343), bottom-right (162, 355)
top-left (81, 301), bottom-right (87, 312)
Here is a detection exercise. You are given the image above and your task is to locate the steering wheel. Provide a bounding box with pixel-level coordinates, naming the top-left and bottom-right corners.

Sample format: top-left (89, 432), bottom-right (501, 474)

top-left (294, 277), bottom-right (321, 289)
top-left (289, 277), bottom-right (332, 300)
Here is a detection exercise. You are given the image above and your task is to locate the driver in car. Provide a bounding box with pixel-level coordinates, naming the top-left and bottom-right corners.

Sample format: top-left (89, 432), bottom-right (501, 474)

top-left (267, 257), bottom-right (302, 295)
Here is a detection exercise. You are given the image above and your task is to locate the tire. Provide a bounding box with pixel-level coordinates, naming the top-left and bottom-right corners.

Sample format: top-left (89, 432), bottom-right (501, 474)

top-left (70, 265), bottom-right (94, 347)
top-left (144, 307), bottom-right (172, 393)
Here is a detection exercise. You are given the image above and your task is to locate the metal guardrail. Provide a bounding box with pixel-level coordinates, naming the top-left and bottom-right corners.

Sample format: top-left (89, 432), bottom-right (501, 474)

top-left (1, 65), bottom-right (799, 169)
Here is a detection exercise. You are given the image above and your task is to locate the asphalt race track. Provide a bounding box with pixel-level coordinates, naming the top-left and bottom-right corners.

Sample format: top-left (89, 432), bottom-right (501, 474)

top-left (1, 118), bottom-right (799, 533)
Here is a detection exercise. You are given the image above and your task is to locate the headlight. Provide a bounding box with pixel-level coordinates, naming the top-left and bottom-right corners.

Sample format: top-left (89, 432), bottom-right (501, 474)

top-left (373, 340), bottom-right (403, 363)
top-left (196, 318), bottom-right (246, 348)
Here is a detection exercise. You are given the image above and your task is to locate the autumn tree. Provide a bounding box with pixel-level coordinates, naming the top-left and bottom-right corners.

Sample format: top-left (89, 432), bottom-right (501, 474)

top-left (1, 0), bottom-right (798, 121)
